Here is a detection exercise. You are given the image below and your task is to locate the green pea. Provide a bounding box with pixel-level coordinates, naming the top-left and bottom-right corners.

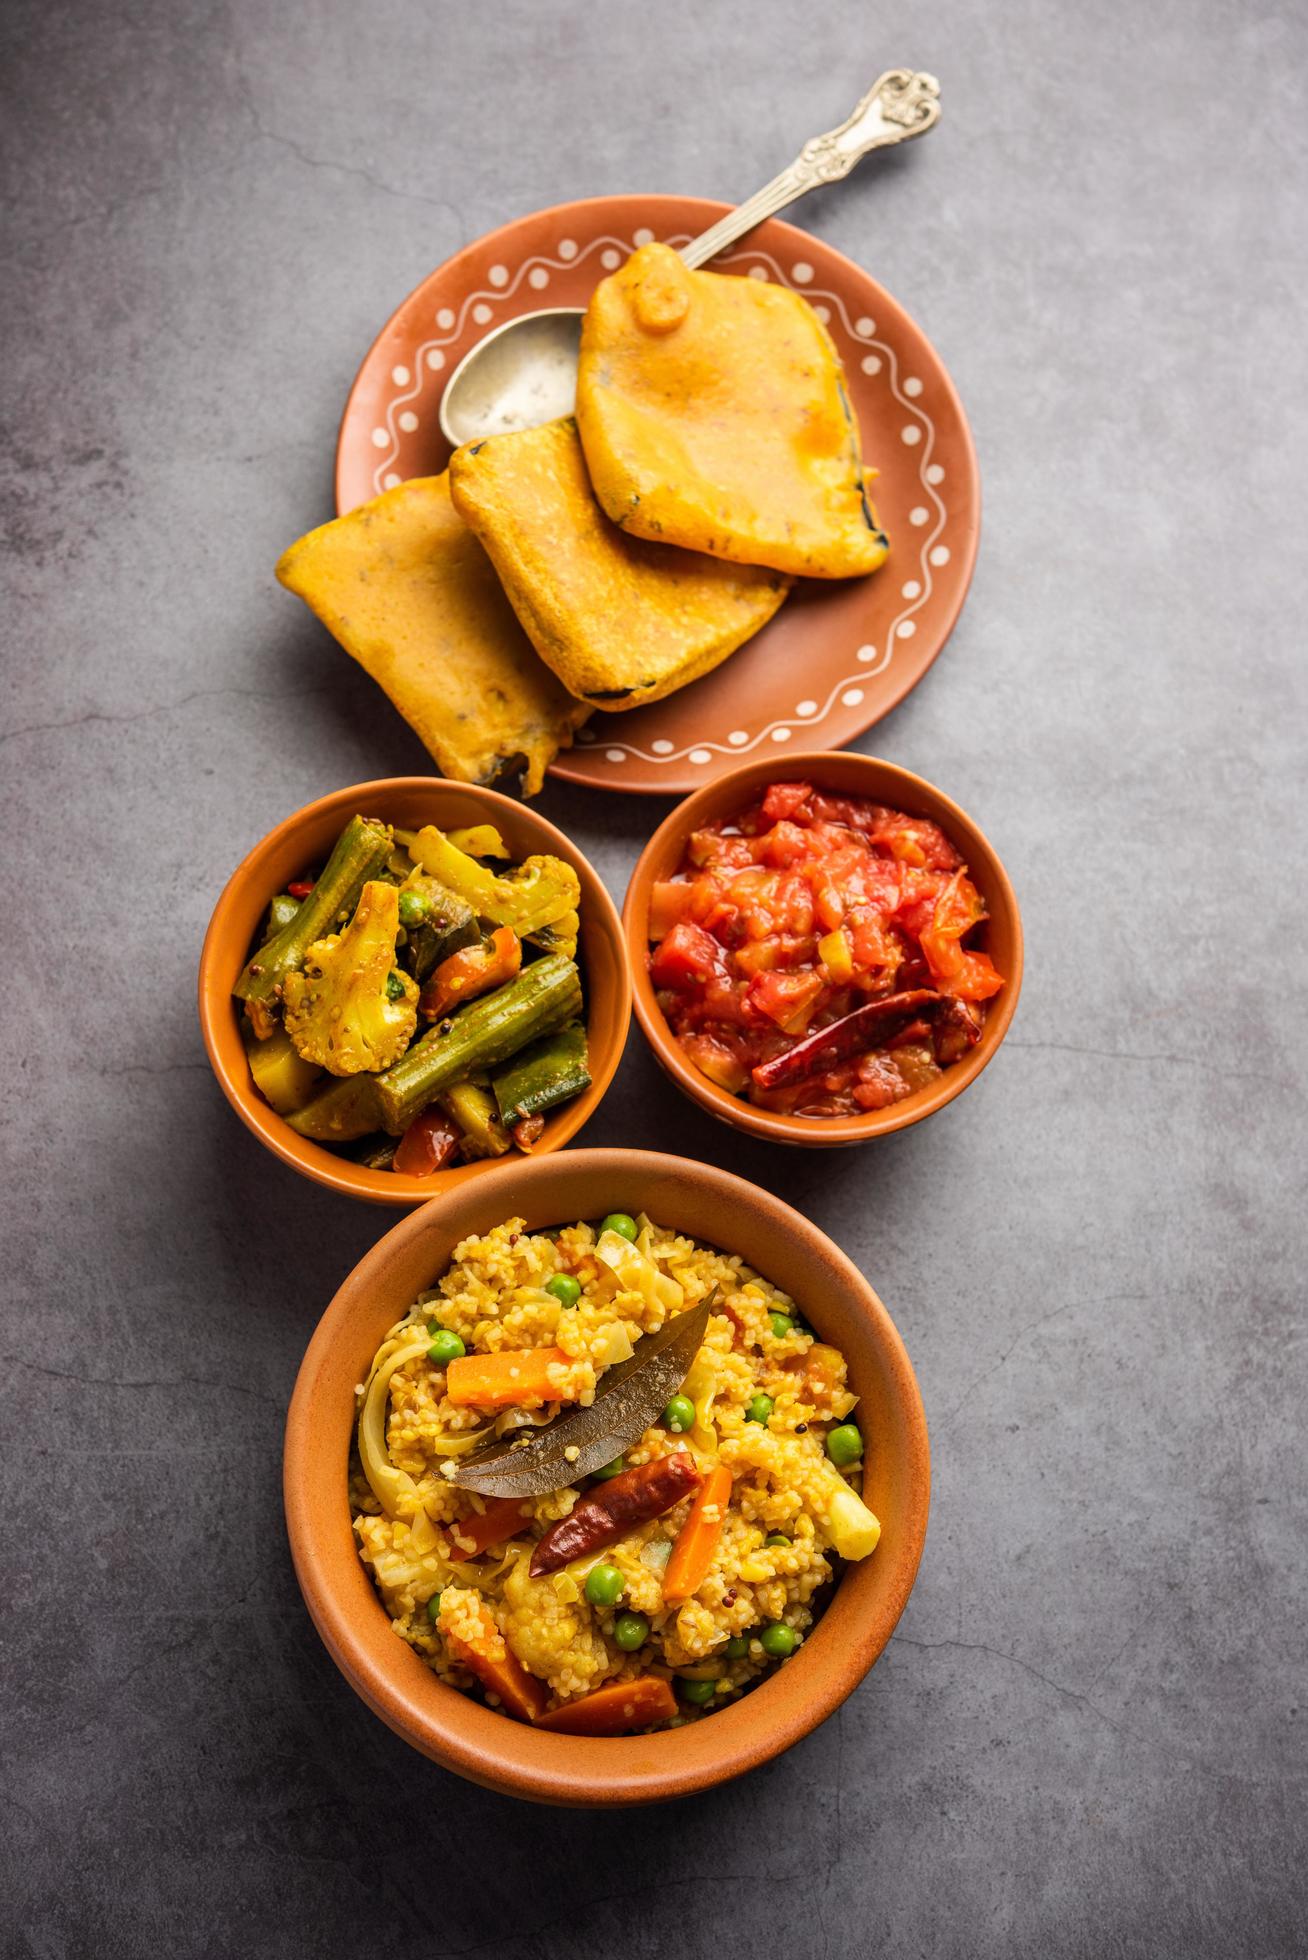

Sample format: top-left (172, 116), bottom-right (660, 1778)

top-left (385, 969), bottom-right (409, 1001)
top-left (613, 1611), bottom-right (649, 1651)
top-left (765, 1532), bottom-right (790, 1547)
top-left (599, 1212), bottom-right (638, 1242)
top-left (591, 1455), bottom-right (626, 1481)
top-left (663, 1393), bottom-right (696, 1433)
top-left (427, 1329), bottom-right (466, 1366)
top-left (545, 1273), bottom-right (581, 1309)
top-left (769, 1312), bottom-right (794, 1340)
top-left (725, 1636), bottom-right (749, 1660)
top-left (584, 1562), bottom-right (624, 1608)
top-left (759, 1622), bottom-right (797, 1659)
top-left (397, 890), bottom-right (428, 928)
top-left (678, 1676), bottom-right (716, 1705)
top-left (826, 1423), bottom-right (863, 1468)
top-left (745, 1394), bottom-right (774, 1426)
top-left (425, 1592), bottom-right (443, 1624)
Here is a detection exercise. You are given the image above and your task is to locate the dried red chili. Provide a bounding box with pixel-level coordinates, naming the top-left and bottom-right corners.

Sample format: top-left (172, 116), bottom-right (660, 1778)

top-left (529, 1452), bottom-right (702, 1576)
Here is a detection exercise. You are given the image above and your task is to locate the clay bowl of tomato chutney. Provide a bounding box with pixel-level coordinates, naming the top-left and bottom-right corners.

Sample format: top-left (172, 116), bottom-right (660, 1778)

top-left (199, 778), bottom-right (630, 1205)
top-left (623, 752), bottom-right (1023, 1146)
top-left (283, 1147), bottom-right (930, 1805)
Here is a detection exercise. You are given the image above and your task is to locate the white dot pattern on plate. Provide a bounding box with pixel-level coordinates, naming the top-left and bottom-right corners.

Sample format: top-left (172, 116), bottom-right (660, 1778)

top-left (363, 229), bottom-right (962, 776)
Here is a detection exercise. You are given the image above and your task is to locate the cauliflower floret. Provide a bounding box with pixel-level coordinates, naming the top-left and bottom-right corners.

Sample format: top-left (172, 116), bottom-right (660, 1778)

top-left (283, 880), bottom-right (418, 1075)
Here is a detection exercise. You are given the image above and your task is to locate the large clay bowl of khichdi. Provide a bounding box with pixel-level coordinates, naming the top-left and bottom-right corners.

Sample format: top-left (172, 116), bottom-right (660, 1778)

top-left (283, 1148), bottom-right (929, 1805)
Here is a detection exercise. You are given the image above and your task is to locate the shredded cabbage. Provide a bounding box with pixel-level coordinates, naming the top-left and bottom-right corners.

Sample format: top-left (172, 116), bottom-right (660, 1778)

top-left (357, 1332), bottom-right (440, 1553)
top-left (594, 1229), bottom-right (684, 1315)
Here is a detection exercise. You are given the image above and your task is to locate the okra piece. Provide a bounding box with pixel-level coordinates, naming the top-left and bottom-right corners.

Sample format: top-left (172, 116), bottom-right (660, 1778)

top-left (285, 1072), bottom-right (383, 1143)
top-left (492, 1021), bottom-right (590, 1126)
top-left (235, 816), bottom-right (393, 1012)
top-left (438, 1081), bottom-right (512, 1159)
top-left (374, 953), bottom-right (582, 1135)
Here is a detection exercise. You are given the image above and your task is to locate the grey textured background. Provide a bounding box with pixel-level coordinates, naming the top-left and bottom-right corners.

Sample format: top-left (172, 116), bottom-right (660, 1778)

top-left (3, 1), bottom-right (1305, 1955)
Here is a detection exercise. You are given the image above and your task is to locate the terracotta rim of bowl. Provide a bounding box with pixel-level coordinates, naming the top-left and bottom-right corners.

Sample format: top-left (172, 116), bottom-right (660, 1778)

top-left (198, 778), bottom-right (631, 1205)
top-left (622, 752), bottom-right (1023, 1145)
top-left (283, 1148), bottom-right (930, 1805)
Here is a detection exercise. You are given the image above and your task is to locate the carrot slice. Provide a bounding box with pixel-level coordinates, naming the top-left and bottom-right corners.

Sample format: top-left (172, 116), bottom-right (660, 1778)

top-left (534, 1676), bottom-right (677, 1735)
top-left (447, 1495), bottom-right (531, 1558)
top-left (438, 1594), bottom-right (547, 1724)
top-left (662, 1462), bottom-right (733, 1605)
top-left (445, 1346), bottom-right (574, 1409)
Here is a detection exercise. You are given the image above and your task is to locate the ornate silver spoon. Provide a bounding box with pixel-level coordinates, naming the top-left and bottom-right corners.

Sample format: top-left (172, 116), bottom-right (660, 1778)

top-left (438, 68), bottom-right (941, 448)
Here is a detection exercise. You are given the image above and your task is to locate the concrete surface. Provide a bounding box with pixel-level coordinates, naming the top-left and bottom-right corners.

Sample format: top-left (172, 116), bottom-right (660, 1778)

top-left (2, 1), bottom-right (1305, 1955)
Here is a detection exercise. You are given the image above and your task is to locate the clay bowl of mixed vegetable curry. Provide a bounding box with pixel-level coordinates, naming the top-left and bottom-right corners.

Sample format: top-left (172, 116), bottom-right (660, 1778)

top-left (623, 752), bottom-right (1022, 1146)
top-left (283, 1147), bottom-right (929, 1804)
top-left (199, 778), bottom-right (630, 1203)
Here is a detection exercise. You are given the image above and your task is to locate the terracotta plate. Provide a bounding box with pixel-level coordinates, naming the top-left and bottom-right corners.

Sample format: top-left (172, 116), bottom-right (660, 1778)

top-left (337, 195), bottom-right (980, 795)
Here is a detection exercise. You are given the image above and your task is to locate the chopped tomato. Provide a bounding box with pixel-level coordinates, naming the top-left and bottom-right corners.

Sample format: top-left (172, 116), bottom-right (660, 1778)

top-left (648, 922), bottom-right (725, 991)
top-left (680, 1034), bottom-right (751, 1095)
top-left (648, 881), bottom-right (695, 936)
top-left (747, 969), bottom-right (824, 1034)
top-left (761, 781), bottom-right (813, 823)
top-left (393, 1108), bottom-right (461, 1177)
top-left (421, 925), bottom-right (520, 1019)
top-left (646, 786), bottom-right (1003, 1116)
